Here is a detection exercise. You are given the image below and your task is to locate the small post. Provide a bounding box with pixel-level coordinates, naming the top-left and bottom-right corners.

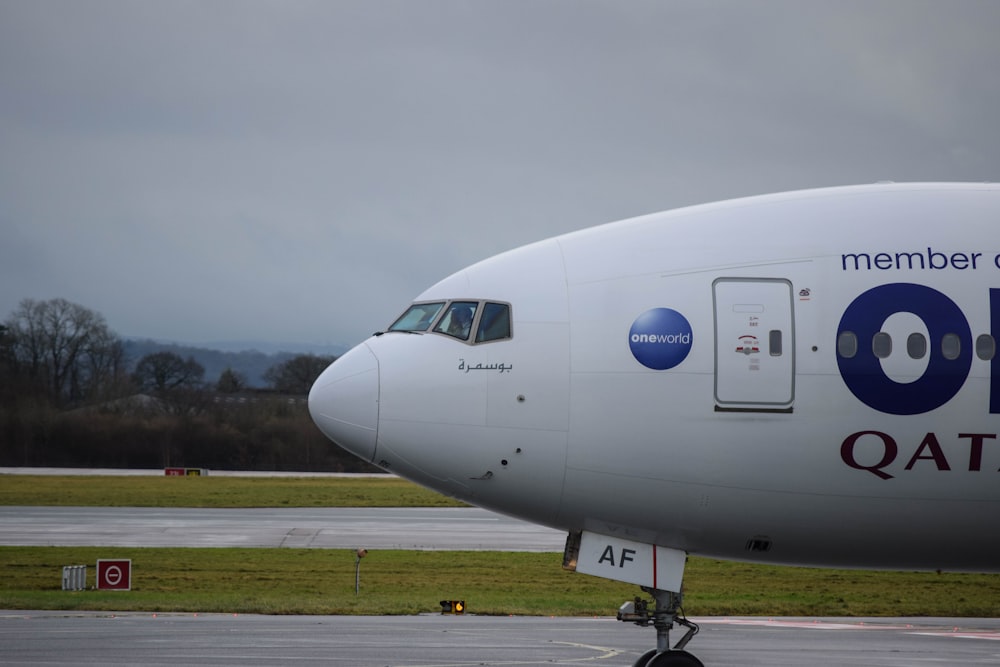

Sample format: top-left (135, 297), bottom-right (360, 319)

top-left (354, 548), bottom-right (367, 596)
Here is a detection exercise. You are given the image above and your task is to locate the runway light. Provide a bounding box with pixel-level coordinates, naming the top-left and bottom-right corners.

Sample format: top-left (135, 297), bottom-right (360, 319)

top-left (440, 600), bottom-right (465, 614)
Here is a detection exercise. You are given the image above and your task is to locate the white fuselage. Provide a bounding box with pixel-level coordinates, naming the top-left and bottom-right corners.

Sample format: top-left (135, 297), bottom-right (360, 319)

top-left (310, 183), bottom-right (1000, 573)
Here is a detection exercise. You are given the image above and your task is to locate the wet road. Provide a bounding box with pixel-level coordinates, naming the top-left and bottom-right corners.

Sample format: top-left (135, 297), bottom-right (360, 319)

top-left (0, 505), bottom-right (567, 550)
top-left (3, 612), bottom-right (1000, 666)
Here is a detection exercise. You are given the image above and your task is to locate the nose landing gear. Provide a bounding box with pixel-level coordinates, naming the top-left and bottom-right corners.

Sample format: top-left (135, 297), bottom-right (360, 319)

top-left (618, 587), bottom-right (703, 667)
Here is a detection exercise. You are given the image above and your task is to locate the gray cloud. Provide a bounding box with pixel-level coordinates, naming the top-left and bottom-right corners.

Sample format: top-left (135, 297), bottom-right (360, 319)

top-left (2, 0), bottom-right (998, 347)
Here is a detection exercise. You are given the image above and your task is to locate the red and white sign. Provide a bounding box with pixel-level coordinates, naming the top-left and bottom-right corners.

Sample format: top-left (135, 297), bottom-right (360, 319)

top-left (96, 559), bottom-right (132, 591)
top-left (164, 467), bottom-right (205, 476)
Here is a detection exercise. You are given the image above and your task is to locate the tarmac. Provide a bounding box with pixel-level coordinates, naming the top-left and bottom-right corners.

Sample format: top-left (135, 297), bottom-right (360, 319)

top-left (2, 612), bottom-right (1000, 666)
top-left (0, 505), bottom-right (566, 550)
top-left (2, 469), bottom-right (999, 665)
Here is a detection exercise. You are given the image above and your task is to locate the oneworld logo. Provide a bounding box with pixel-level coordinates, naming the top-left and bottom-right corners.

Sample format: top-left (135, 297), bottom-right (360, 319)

top-left (629, 308), bottom-right (693, 370)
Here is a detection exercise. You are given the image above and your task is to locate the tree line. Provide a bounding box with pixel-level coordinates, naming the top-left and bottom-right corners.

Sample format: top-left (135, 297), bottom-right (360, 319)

top-left (0, 297), bottom-right (376, 472)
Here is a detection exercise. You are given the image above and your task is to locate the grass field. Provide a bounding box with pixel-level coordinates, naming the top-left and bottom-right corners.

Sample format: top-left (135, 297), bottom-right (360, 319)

top-left (2, 474), bottom-right (999, 617)
top-left (3, 546), bottom-right (999, 617)
top-left (0, 474), bottom-right (466, 507)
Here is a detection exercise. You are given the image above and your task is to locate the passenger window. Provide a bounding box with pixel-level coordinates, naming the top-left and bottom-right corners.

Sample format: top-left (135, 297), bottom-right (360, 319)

top-left (389, 302), bottom-right (445, 332)
top-left (976, 334), bottom-right (996, 361)
top-left (942, 333), bottom-right (961, 360)
top-left (837, 331), bottom-right (857, 359)
top-left (906, 333), bottom-right (927, 359)
top-left (434, 301), bottom-right (478, 341)
top-left (476, 303), bottom-right (512, 343)
top-left (872, 332), bottom-right (892, 359)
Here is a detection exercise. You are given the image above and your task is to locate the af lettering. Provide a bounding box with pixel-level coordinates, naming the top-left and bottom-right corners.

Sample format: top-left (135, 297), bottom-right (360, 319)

top-left (598, 545), bottom-right (638, 568)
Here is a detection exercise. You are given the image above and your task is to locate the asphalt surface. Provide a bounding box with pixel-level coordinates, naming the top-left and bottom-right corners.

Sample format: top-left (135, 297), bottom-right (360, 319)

top-left (3, 612), bottom-right (1000, 666)
top-left (0, 506), bottom-right (567, 550)
top-left (3, 469), bottom-right (999, 665)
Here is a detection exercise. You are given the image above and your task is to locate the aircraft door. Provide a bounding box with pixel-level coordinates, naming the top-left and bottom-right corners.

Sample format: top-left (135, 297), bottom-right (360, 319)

top-left (713, 278), bottom-right (794, 411)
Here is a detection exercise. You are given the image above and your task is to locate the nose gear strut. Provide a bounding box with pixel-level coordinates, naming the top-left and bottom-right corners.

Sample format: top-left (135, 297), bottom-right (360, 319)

top-left (617, 587), bottom-right (703, 667)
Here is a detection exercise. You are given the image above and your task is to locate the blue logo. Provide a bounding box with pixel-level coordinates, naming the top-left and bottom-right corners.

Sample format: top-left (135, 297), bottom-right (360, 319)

top-left (629, 308), bottom-right (693, 370)
top-left (837, 283), bottom-right (973, 415)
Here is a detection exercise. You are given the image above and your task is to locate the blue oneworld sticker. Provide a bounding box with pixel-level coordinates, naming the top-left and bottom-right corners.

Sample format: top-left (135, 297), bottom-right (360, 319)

top-left (629, 308), bottom-right (693, 370)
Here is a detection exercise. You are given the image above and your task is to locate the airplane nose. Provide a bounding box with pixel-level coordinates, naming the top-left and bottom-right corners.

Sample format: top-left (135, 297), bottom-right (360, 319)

top-left (308, 342), bottom-right (379, 463)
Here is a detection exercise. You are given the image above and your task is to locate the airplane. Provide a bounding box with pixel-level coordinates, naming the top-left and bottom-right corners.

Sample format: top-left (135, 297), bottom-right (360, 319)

top-left (308, 182), bottom-right (1000, 667)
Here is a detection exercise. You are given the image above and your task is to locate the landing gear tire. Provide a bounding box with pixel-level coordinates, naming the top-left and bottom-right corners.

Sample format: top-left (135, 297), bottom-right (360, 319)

top-left (633, 649), bottom-right (657, 667)
top-left (644, 650), bottom-right (704, 667)
top-left (619, 587), bottom-right (703, 666)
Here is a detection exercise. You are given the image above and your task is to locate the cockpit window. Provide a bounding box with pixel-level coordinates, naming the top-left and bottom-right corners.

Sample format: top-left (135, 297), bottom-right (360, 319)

top-left (476, 302), bottom-right (511, 342)
top-left (389, 299), bottom-right (513, 344)
top-left (388, 302), bottom-right (445, 332)
top-left (434, 301), bottom-right (479, 340)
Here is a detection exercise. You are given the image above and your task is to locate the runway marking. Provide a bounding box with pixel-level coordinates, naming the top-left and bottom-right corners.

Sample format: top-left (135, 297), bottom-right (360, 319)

top-left (551, 641), bottom-right (627, 661)
top-left (911, 631), bottom-right (1000, 641)
top-left (705, 618), bottom-right (1000, 641)
top-left (385, 641), bottom-right (625, 666)
top-left (703, 618), bottom-right (912, 631)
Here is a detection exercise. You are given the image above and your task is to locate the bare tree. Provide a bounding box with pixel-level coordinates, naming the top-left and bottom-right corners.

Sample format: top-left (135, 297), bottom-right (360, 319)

top-left (76, 325), bottom-right (129, 401)
top-left (216, 367), bottom-right (247, 393)
top-left (0, 324), bottom-right (15, 377)
top-left (133, 351), bottom-right (205, 393)
top-left (5, 298), bottom-right (122, 404)
top-left (263, 354), bottom-right (335, 394)
top-left (0, 324), bottom-right (21, 402)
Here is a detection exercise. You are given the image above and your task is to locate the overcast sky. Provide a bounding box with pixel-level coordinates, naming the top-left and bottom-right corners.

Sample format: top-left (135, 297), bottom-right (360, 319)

top-left (2, 1), bottom-right (998, 350)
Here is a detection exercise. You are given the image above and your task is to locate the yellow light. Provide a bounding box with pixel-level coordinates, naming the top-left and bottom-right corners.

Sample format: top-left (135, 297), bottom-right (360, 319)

top-left (440, 600), bottom-right (466, 614)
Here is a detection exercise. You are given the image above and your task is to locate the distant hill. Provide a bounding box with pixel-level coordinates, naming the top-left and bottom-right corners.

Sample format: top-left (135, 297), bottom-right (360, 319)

top-left (123, 339), bottom-right (346, 388)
